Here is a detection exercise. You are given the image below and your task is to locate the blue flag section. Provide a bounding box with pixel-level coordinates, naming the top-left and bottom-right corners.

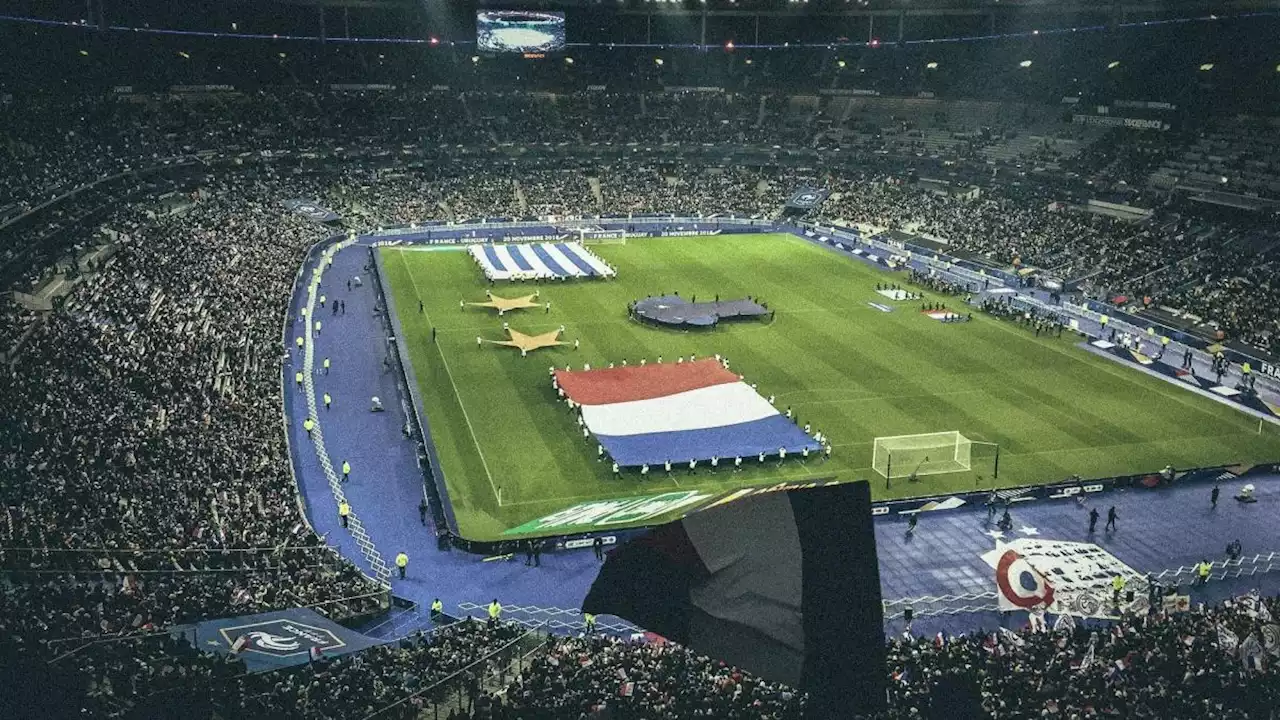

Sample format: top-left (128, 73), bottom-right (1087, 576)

top-left (185, 608), bottom-right (385, 672)
top-left (785, 187), bottom-right (830, 211)
top-left (283, 199), bottom-right (341, 223)
top-left (582, 481), bottom-right (886, 719)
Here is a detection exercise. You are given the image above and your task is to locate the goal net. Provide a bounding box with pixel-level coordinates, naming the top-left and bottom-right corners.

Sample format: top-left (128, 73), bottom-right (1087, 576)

top-left (873, 431), bottom-right (973, 479)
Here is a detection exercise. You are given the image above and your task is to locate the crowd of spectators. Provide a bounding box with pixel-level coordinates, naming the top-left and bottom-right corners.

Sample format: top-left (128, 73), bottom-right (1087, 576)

top-left (474, 634), bottom-right (804, 720)
top-left (3, 86), bottom-right (1280, 716)
top-left (0, 169), bottom-right (388, 716)
top-left (4, 93), bottom-right (1276, 356)
top-left (450, 593), bottom-right (1280, 720)
top-left (813, 175), bottom-right (1280, 355)
top-left (221, 618), bottom-right (526, 719)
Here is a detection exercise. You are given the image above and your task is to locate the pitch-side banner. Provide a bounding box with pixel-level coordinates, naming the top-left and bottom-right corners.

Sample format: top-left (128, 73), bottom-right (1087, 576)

top-left (185, 608), bottom-right (385, 672)
top-left (983, 538), bottom-right (1146, 620)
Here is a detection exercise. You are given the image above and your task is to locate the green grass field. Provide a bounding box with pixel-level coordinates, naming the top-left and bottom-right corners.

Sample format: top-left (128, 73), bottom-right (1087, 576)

top-left (380, 234), bottom-right (1280, 541)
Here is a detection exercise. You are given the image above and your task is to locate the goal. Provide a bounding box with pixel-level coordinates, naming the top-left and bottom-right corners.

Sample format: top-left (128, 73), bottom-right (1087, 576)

top-left (873, 431), bottom-right (973, 479)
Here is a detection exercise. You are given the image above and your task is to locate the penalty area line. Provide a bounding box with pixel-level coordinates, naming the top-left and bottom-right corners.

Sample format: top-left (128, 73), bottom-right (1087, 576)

top-left (397, 249), bottom-right (504, 507)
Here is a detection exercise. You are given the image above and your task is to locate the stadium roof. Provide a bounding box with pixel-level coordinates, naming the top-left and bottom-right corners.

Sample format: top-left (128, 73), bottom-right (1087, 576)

top-left (97, 0), bottom-right (1280, 14)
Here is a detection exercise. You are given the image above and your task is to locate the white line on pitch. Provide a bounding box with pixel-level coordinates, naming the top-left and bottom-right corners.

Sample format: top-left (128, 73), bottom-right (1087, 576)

top-left (397, 249), bottom-right (504, 506)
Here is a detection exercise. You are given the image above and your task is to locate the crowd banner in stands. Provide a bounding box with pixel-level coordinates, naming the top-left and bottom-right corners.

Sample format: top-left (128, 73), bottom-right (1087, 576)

top-left (184, 608), bottom-right (385, 672)
top-left (168, 84), bottom-right (235, 93)
top-left (1070, 114), bottom-right (1169, 130)
top-left (283, 199), bottom-right (341, 223)
top-left (784, 187), bottom-right (831, 211)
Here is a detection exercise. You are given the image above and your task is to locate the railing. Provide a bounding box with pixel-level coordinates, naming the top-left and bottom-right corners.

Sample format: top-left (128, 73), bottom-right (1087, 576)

top-left (297, 239), bottom-right (393, 585)
top-left (285, 585), bottom-right (393, 619)
top-left (455, 601), bottom-right (640, 635)
top-left (45, 627), bottom-right (190, 664)
top-left (1154, 552), bottom-right (1280, 584)
top-left (280, 234), bottom-right (344, 542)
top-left (361, 621), bottom-right (548, 720)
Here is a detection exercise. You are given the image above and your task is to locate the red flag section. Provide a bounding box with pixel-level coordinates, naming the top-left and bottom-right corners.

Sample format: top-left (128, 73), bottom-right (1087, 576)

top-left (554, 358), bottom-right (739, 405)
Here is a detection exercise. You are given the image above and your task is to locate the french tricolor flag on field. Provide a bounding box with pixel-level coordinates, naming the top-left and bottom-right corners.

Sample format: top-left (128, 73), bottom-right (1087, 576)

top-left (555, 359), bottom-right (820, 467)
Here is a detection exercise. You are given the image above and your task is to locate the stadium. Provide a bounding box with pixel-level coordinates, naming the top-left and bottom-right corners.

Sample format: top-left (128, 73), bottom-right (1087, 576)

top-left (2, 0), bottom-right (1280, 717)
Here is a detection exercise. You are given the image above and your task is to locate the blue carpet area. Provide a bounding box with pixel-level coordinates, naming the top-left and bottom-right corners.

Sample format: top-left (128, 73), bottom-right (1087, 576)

top-left (289, 242), bottom-right (1280, 640)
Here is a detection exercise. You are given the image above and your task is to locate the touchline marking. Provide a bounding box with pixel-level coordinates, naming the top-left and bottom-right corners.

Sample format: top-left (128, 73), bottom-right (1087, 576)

top-left (499, 470), bottom-right (856, 507)
top-left (796, 388), bottom-right (990, 407)
top-left (982, 313), bottom-right (1255, 430)
top-left (397, 249), bottom-right (503, 506)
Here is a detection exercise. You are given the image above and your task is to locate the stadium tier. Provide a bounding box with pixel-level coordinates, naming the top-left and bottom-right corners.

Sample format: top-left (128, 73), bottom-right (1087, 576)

top-left (5, 7), bottom-right (1280, 718)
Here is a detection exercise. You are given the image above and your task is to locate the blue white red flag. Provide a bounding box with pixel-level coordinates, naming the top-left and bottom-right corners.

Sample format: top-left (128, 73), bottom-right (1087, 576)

top-left (556, 359), bottom-right (819, 466)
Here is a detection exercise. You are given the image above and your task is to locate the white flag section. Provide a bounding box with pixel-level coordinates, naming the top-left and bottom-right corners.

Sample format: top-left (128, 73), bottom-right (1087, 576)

top-left (557, 359), bottom-right (820, 467)
top-left (1246, 590), bottom-right (1273, 622)
top-left (581, 383), bottom-right (777, 437)
top-left (999, 627), bottom-right (1026, 648)
top-left (1240, 633), bottom-right (1267, 671)
top-left (1218, 623), bottom-right (1241, 655)
top-left (1052, 613), bottom-right (1077, 633)
top-left (1077, 635), bottom-right (1096, 673)
top-left (469, 241), bottom-right (616, 281)
top-left (982, 538), bottom-right (1144, 620)
top-left (1260, 624), bottom-right (1280, 657)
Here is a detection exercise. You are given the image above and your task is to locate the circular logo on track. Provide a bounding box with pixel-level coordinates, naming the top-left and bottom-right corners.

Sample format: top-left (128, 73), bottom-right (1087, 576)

top-left (995, 549), bottom-right (1056, 609)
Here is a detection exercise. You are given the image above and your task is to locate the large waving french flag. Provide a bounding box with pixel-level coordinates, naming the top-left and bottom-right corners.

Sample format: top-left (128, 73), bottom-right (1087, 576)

top-left (555, 359), bottom-right (820, 467)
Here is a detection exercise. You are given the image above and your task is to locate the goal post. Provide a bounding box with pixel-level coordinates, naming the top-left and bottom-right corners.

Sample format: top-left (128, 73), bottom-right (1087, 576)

top-left (873, 431), bottom-right (974, 480)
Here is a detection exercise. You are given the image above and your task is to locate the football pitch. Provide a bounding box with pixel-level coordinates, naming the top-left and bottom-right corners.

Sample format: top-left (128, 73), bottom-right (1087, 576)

top-left (380, 233), bottom-right (1280, 541)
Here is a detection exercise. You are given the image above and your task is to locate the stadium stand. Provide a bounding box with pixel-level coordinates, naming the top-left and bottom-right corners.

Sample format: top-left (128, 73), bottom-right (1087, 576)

top-left (3, 4), bottom-right (1280, 716)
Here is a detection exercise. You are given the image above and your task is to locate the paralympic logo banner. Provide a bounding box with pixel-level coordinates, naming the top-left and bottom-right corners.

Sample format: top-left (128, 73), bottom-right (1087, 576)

top-left (785, 187), bottom-right (830, 211)
top-left (283, 199), bottom-right (341, 224)
top-left (184, 608), bottom-right (385, 672)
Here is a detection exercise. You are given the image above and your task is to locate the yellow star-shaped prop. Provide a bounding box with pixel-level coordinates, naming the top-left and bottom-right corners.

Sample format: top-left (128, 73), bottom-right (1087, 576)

top-left (467, 293), bottom-right (542, 314)
top-left (483, 327), bottom-right (566, 353)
